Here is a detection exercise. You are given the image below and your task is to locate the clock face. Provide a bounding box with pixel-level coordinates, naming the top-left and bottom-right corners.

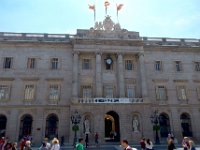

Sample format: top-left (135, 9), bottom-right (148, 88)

top-left (106, 58), bottom-right (112, 65)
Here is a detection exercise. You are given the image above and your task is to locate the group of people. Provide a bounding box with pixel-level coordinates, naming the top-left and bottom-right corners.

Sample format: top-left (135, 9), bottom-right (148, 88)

top-left (0, 137), bottom-right (17, 150)
top-left (182, 137), bottom-right (196, 150)
top-left (140, 138), bottom-right (154, 150)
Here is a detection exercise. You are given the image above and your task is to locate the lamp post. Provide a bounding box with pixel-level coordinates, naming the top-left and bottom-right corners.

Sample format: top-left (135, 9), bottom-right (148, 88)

top-left (71, 110), bottom-right (81, 147)
top-left (150, 110), bottom-right (160, 144)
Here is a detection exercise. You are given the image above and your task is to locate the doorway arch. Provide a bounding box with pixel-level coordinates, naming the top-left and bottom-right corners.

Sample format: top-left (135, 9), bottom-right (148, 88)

top-left (159, 113), bottom-right (171, 137)
top-left (180, 113), bottom-right (193, 137)
top-left (45, 114), bottom-right (59, 139)
top-left (105, 111), bottom-right (120, 142)
top-left (19, 114), bottom-right (33, 139)
top-left (0, 115), bottom-right (7, 138)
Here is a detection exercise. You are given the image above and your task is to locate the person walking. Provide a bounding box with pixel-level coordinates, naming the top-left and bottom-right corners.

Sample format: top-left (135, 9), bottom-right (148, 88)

top-left (23, 141), bottom-right (31, 150)
top-left (182, 137), bottom-right (190, 150)
top-left (145, 139), bottom-right (153, 150)
top-left (50, 138), bottom-right (60, 150)
top-left (85, 134), bottom-right (89, 148)
top-left (121, 139), bottom-right (132, 150)
top-left (39, 142), bottom-right (48, 150)
top-left (12, 142), bottom-right (17, 150)
top-left (140, 138), bottom-right (146, 150)
top-left (189, 140), bottom-right (196, 150)
top-left (76, 138), bottom-right (84, 150)
top-left (94, 132), bottom-right (99, 147)
top-left (168, 139), bottom-right (176, 150)
top-left (43, 138), bottom-right (51, 150)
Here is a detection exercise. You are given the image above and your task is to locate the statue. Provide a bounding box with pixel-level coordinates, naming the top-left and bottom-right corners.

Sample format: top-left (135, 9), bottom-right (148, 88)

top-left (94, 22), bottom-right (103, 30)
top-left (132, 116), bottom-right (139, 132)
top-left (84, 118), bottom-right (90, 134)
top-left (114, 23), bottom-right (121, 31)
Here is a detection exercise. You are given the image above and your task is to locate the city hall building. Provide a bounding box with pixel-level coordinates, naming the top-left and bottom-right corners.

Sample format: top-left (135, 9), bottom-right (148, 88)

top-left (0, 16), bottom-right (200, 145)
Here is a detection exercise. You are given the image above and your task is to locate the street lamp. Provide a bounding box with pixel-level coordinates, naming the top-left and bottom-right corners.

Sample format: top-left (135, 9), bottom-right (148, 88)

top-left (150, 110), bottom-right (160, 144)
top-left (71, 110), bottom-right (81, 147)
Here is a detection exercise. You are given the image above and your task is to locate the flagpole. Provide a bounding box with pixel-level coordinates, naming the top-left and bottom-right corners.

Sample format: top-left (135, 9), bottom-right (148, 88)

top-left (116, 4), bottom-right (119, 23)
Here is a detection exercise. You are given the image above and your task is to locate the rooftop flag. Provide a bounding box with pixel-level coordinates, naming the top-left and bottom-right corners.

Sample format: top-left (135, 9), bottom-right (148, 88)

top-left (88, 4), bottom-right (96, 23)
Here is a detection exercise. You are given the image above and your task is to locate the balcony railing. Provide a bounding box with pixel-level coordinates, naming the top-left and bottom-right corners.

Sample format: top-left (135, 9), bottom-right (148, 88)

top-left (74, 97), bottom-right (143, 104)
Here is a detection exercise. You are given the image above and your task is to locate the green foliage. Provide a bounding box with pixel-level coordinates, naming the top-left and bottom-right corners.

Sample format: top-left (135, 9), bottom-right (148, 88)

top-left (153, 124), bottom-right (160, 131)
top-left (72, 125), bottom-right (79, 131)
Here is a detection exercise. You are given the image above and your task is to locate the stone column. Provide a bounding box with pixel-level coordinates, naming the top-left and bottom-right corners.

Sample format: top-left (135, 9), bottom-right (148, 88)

top-left (117, 53), bottom-right (125, 97)
top-left (72, 52), bottom-right (79, 99)
top-left (95, 53), bottom-right (102, 97)
top-left (138, 53), bottom-right (148, 98)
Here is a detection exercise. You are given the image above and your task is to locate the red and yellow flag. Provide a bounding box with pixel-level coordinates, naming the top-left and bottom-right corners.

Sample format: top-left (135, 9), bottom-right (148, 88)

top-left (88, 4), bottom-right (95, 10)
top-left (117, 4), bottom-right (124, 11)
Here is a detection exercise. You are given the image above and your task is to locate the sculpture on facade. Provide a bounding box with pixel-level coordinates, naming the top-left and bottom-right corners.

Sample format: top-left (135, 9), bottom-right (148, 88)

top-left (84, 118), bottom-right (90, 134)
top-left (94, 22), bottom-right (103, 30)
top-left (132, 116), bottom-right (139, 132)
top-left (103, 16), bottom-right (114, 31)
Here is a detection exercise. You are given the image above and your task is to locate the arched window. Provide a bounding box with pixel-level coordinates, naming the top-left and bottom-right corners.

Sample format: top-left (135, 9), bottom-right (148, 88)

top-left (159, 113), bottom-right (171, 137)
top-left (180, 113), bottom-right (193, 137)
top-left (45, 114), bottom-right (59, 139)
top-left (0, 115), bottom-right (7, 138)
top-left (19, 115), bottom-right (33, 140)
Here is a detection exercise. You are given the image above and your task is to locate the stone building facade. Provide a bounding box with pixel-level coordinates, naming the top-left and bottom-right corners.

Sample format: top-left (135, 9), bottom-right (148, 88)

top-left (0, 17), bottom-right (200, 145)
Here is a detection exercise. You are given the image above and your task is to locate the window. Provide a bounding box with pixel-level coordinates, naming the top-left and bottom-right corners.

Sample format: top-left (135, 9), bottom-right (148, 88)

top-left (194, 62), bottom-right (200, 72)
top-left (24, 84), bottom-right (35, 100)
top-left (104, 85), bottom-right (114, 98)
top-left (197, 87), bottom-right (200, 100)
top-left (49, 84), bottom-right (60, 100)
top-left (3, 57), bottom-right (13, 69)
top-left (51, 58), bottom-right (59, 69)
top-left (156, 86), bottom-right (167, 100)
top-left (82, 85), bottom-right (92, 98)
top-left (177, 86), bottom-right (187, 100)
top-left (0, 85), bottom-right (10, 100)
top-left (27, 58), bottom-right (36, 69)
top-left (125, 60), bottom-right (133, 71)
top-left (155, 61), bottom-right (162, 71)
top-left (82, 59), bottom-right (91, 70)
top-left (126, 85), bottom-right (135, 98)
top-left (175, 61), bottom-right (182, 72)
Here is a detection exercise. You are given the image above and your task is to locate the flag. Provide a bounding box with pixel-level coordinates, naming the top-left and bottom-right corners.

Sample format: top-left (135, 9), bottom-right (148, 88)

top-left (104, 1), bottom-right (110, 7)
top-left (88, 4), bottom-right (96, 22)
top-left (117, 4), bottom-right (124, 11)
top-left (88, 4), bottom-right (95, 10)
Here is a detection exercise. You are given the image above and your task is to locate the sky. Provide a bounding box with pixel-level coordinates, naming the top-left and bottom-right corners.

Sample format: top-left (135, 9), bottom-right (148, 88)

top-left (0, 0), bottom-right (200, 38)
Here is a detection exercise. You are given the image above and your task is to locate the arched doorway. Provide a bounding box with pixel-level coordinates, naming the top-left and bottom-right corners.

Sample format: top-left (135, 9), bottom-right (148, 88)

top-left (105, 111), bottom-right (120, 142)
top-left (0, 115), bottom-right (7, 138)
top-left (180, 113), bottom-right (193, 137)
top-left (19, 115), bottom-right (33, 140)
top-left (45, 114), bottom-right (59, 139)
top-left (159, 113), bottom-right (171, 137)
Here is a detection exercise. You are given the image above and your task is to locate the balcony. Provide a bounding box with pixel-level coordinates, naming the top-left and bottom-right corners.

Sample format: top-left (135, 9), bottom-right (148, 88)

top-left (73, 97), bottom-right (143, 104)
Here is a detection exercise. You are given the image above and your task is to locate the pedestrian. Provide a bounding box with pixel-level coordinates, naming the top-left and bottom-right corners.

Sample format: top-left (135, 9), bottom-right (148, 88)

top-left (43, 138), bottom-right (51, 150)
top-left (189, 140), bottom-right (196, 150)
top-left (23, 141), bottom-right (31, 150)
top-left (50, 138), bottom-right (60, 150)
top-left (145, 139), bottom-right (154, 150)
top-left (94, 132), bottom-right (99, 147)
top-left (75, 138), bottom-right (84, 150)
top-left (12, 142), bottom-right (17, 150)
top-left (140, 138), bottom-right (146, 150)
top-left (85, 134), bottom-right (89, 148)
top-left (4, 142), bottom-right (12, 150)
top-left (168, 139), bottom-right (176, 150)
top-left (39, 142), bottom-right (48, 150)
top-left (121, 139), bottom-right (132, 150)
top-left (182, 137), bottom-right (190, 150)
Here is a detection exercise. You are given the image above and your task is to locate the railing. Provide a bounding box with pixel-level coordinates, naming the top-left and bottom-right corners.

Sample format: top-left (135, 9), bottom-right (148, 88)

top-left (143, 37), bottom-right (200, 47)
top-left (0, 32), bottom-right (74, 42)
top-left (76, 98), bottom-right (144, 104)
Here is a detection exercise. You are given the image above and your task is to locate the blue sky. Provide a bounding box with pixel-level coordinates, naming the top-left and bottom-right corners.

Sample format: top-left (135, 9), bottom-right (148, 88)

top-left (0, 0), bottom-right (200, 38)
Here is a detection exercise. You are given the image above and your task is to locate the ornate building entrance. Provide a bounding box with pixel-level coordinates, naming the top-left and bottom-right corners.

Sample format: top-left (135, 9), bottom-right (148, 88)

top-left (104, 111), bottom-right (120, 142)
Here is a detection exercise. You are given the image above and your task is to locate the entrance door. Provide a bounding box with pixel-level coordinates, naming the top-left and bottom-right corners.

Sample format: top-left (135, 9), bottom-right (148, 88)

top-left (105, 111), bottom-right (120, 142)
top-left (0, 115), bottom-right (7, 138)
top-left (159, 113), bottom-right (171, 137)
top-left (180, 113), bottom-right (193, 137)
top-left (45, 114), bottom-right (59, 139)
top-left (19, 115), bottom-right (33, 140)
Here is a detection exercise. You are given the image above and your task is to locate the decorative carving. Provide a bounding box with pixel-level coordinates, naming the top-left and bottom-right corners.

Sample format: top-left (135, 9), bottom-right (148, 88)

top-left (103, 16), bottom-right (114, 31)
top-left (94, 22), bottom-right (103, 30)
top-left (132, 115), bottom-right (139, 132)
